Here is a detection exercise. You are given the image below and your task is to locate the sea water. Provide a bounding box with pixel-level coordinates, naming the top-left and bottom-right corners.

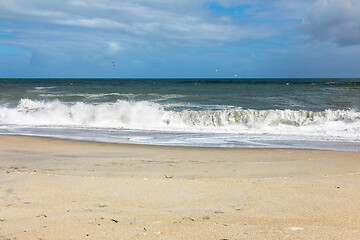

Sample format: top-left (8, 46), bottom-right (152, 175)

top-left (0, 78), bottom-right (359, 151)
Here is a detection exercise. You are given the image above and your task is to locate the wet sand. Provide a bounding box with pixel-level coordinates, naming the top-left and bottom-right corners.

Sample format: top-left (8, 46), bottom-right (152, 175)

top-left (0, 135), bottom-right (360, 239)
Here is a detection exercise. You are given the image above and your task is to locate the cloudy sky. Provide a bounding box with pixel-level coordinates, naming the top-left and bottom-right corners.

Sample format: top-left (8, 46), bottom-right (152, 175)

top-left (0, 0), bottom-right (359, 78)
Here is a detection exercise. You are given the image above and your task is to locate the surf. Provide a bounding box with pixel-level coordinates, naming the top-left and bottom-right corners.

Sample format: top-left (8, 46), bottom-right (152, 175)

top-left (0, 99), bottom-right (359, 140)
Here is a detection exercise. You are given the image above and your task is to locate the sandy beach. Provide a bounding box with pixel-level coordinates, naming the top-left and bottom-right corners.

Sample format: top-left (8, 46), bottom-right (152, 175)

top-left (0, 135), bottom-right (360, 239)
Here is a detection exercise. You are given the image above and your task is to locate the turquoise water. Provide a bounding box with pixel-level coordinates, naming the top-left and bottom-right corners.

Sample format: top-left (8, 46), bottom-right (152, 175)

top-left (0, 78), bottom-right (359, 150)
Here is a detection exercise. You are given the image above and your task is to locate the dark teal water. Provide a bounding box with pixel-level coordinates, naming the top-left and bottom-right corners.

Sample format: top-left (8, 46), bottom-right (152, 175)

top-left (1, 78), bottom-right (359, 110)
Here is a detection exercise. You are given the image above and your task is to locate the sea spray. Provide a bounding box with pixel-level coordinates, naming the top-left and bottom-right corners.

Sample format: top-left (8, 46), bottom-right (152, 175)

top-left (0, 99), bottom-right (171, 129)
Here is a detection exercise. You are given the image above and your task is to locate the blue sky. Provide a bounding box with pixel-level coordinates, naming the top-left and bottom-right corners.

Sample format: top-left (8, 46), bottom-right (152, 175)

top-left (0, 0), bottom-right (360, 78)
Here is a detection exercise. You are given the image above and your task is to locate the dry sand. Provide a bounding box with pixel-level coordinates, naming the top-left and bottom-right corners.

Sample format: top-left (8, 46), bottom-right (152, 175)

top-left (0, 135), bottom-right (360, 239)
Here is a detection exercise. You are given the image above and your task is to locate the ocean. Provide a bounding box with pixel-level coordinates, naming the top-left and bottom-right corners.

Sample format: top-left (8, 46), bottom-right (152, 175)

top-left (0, 78), bottom-right (359, 151)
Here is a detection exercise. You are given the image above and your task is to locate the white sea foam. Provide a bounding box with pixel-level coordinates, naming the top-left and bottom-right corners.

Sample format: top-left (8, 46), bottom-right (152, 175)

top-left (39, 93), bottom-right (135, 98)
top-left (34, 86), bottom-right (57, 90)
top-left (0, 99), bottom-right (359, 140)
top-left (38, 93), bottom-right (183, 101)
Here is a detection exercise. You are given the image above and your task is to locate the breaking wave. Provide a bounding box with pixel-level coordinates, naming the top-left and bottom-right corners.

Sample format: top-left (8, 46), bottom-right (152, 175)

top-left (0, 99), bottom-right (359, 138)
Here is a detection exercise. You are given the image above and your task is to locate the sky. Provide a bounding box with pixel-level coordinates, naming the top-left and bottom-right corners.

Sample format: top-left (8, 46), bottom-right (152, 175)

top-left (0, 0), bottom-right (360, 78)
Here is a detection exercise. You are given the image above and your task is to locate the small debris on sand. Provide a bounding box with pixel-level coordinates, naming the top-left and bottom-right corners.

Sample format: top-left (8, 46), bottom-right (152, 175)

top-left (111, 219), bottom-right (118, 223)
top-left (290, 227), bottom-right (303, 231)
top-left (97, 204), bottom-right (108, 208)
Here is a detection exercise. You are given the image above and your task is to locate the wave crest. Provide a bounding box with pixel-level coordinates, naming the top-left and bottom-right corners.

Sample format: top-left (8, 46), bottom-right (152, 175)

top-left (0, 99), bottom-right (359, 137)
top-left (179, 108), bottom-right (359, 127)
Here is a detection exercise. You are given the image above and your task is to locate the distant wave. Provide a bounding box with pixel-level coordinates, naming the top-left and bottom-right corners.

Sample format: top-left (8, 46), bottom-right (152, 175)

top-left (38, 93), bottom-right (136, 98)
top-left (0, 99), bottom-right (359, 139)
top-left (34, 86), bottom-right (58, 90)
top-left (323, 81), bottom-right (360, 87)
top-left (38, 93), bottom-right (184, 101)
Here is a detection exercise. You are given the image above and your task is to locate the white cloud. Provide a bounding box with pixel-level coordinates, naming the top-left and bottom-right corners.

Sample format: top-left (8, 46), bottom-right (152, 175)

top-left (0, 0), bottom-right (67, 19)
top-left (302, 0), bottom-right (360, 46)
top-left (0, 0), bottom-right (276, 49)
top-left (58, 18), bottom-right (130, 30)
top-left (107, 41), bottom-right (124, 54)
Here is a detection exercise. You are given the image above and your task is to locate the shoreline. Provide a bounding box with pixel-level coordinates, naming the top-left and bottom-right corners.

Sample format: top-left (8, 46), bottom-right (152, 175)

top-left (1, 133), bottom-right (359, 152)
top-left (1, 135), bottom-right (360, 239)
